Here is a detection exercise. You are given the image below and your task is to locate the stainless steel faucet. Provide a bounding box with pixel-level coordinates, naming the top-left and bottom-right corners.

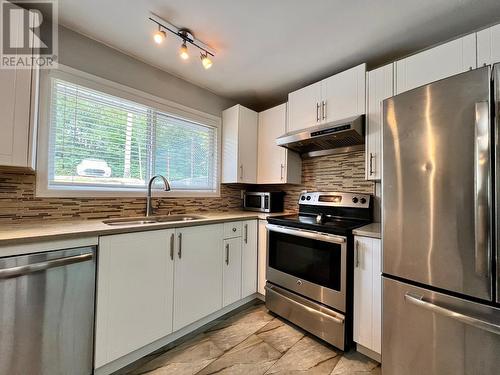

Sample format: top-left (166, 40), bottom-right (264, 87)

top-left (146, 175), bottom-right (171, 217)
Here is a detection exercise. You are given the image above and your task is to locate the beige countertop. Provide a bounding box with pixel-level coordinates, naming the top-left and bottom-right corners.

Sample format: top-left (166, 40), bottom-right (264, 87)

top-left (0, 211), bottom-right (288, 247)
top-left (352, 223), bottom-right (381, 239)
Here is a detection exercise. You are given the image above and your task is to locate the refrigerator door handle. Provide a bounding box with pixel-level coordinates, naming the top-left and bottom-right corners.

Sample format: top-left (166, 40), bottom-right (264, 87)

top-left (474, 101), bottom-right (491, 277)
top-left (405, 292), bottom-right (500, 336)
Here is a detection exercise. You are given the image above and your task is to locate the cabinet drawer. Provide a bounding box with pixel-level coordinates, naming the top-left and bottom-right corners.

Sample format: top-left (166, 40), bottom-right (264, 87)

top-left (224, 222), bottom-right (242, 238)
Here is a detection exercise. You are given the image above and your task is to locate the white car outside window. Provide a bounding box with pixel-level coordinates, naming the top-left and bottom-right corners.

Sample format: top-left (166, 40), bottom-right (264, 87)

top-left (76, 159), bottom-right (112, 178)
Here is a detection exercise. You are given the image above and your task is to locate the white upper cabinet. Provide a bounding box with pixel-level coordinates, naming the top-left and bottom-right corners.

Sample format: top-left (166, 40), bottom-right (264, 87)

top-left (241, 220), bottom-right (258, 298)
top-left (222, 104), bottom-right (258, 184)
top-left (322, 63), bottom-right (366, 122)
top-left (173, 224), bottom-right (223, 331)
top-left (288, 81), bottom-right (322, 132)
top-left (366, 63), bottom-right (394, 181)
top-left (288, 64), bottom-right (366, 132)
top-left (0, 4), bottom-right (38, 169)
top-left (477, 24), bottom-right (500, 66)
top-left (395, 34), bottom-right (476, 95)
top-left (257, 103), bottom-right (301, 184)
top-left (95, 230), bottom-right (175, 367)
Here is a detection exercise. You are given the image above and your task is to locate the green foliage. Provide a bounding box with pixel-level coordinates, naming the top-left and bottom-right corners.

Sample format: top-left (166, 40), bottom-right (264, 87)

top-left (52, 80), bottom-right (215, 189)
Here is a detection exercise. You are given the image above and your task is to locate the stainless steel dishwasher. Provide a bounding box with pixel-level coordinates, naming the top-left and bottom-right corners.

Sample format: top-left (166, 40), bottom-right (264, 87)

top-left (0, 246), bottom-right (96, 375)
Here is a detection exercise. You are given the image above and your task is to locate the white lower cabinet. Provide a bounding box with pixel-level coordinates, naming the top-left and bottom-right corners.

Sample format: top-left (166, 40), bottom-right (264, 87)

top-left (173, 224), bottom-right (223, 330)
top-left (223, 237), bottom-right (242, 306)
top-left (241, 220), bottom-right (258, 297)
top-left (95, 230), bottom-right (175, 367)
top-left (95, 220), bottom-right (258, 369)
top-left (257, 219), bottom-right (268, 295)
top-left (353, 235), bottom-right (381, 357)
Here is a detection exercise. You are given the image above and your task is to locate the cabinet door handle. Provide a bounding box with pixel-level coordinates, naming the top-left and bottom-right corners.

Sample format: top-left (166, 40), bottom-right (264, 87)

top-left (240, 164), bottom-right (243, 180)
top-left (355, 240), bottom-right (360, 267)
top-left (280, 163), bottom-right (284, 181)
top-left (170, 233), bottom-right (174, 260)
top-left (244, 224), bottom-right (248, 244)
top-left (225, 243), bottom-right (230, 265)
top-left (322, 101), bottom-right (326, 120)
top-left (369, 153), bottom-right (375, 176)
top-left (178, 233), bottom-right (182, 259)
top-left (316, 102), bottom-right (320, 122)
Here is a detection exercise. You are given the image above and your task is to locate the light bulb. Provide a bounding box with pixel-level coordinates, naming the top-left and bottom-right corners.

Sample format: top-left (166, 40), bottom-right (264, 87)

top-left (200, 53), bottom-right (213, 69)
top-left (179, 42), bottom-right (189, 60)
top-left (153, 29), bottom-right (166, 44)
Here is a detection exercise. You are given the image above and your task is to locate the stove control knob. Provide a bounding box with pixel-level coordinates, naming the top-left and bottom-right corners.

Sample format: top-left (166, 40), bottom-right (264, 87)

top-left (360, 198), bottom-right (367, 204)
top-left (300, 196), bottom-right (306, 201)
top-left (352, 197), bottom-right (359, 203)
top-left (306, 196), bottom-right (311, 201)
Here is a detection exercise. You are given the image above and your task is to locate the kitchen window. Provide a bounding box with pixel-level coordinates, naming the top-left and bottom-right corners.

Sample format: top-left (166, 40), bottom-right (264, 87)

top-left (37, 67), bottom-right (221, 197)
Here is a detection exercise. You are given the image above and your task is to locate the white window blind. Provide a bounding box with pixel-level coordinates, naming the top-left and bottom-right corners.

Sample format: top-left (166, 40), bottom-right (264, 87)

top-left (48, 78), bottom-right (218, 192)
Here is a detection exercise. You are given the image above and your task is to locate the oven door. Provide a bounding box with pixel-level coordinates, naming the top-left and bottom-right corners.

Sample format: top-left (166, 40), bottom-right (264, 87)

top-left (266, 224), bottom-right (347, 312)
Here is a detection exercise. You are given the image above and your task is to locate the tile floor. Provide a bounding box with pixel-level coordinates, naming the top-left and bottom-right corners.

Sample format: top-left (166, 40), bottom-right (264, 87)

top-left (122, 302), bottom-right (380, 375)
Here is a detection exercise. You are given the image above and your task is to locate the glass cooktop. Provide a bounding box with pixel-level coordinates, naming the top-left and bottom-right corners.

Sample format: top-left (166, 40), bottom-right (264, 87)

top-left (267, 214), bottom-right (369, 235)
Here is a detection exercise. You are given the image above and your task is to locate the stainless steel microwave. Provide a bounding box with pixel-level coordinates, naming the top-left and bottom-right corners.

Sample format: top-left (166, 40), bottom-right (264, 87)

top-left (243, 192), bottom-right (285, 213)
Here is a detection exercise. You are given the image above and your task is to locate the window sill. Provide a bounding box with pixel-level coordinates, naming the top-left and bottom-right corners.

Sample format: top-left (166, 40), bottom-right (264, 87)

top-left (35, 187), bottom-right (221, 199)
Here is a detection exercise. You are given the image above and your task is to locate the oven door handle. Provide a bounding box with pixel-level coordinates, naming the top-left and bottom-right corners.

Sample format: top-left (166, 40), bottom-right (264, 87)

top-left (266, 224), bottom-right (346, 244)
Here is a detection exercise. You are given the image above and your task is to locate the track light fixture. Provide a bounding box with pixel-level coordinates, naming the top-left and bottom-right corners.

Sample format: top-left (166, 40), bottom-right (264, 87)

top-left (179, 41), bottom-right (189, 60)
top-left (200, 52), bottom-right (212, 69)
top-left (153, 25), bottom-right (166, 44)
top-left (149, 14), bottom-right (216, 69)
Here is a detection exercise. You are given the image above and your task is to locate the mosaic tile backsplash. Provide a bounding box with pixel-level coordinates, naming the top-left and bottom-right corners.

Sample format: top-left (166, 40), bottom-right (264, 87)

top-left (0, 151), bottom-right (374, 223)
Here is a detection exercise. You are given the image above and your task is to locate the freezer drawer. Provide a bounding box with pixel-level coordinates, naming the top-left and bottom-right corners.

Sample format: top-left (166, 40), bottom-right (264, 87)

top-left (0, 247), bottom-right (96, 375)
top-left (383, 277), bottom-right (500, 375)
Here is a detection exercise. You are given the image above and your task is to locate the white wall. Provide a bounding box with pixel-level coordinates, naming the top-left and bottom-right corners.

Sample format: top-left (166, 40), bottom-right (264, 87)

top-left (58, 26), bottom-right (234, 117)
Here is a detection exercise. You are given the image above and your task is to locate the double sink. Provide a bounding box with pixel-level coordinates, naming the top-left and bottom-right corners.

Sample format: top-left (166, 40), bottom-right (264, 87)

top-left (103, 214), bottom-right (207, 226)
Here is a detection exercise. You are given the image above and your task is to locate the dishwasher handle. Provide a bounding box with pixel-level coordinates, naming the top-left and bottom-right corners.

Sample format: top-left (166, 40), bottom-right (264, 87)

top-left (0, 253), bottom-right (93, 279)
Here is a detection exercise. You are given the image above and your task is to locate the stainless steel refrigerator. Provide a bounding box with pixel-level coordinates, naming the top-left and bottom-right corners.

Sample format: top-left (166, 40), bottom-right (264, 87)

top-left (382, 65), bottom-right (500, 375)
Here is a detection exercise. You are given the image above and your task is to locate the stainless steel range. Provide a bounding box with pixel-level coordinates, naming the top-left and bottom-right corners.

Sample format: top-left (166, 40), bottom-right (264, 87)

top-left (265, 191), bottom-right (372, 350)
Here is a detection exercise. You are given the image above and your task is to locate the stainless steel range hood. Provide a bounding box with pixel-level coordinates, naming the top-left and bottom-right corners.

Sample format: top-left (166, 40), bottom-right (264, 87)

top-left (276, 115), bottom-right (365, 158)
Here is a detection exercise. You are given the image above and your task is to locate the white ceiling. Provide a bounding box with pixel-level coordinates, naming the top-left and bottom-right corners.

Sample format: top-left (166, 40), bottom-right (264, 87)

top-left (58, 0), bottom-right (500, 111)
